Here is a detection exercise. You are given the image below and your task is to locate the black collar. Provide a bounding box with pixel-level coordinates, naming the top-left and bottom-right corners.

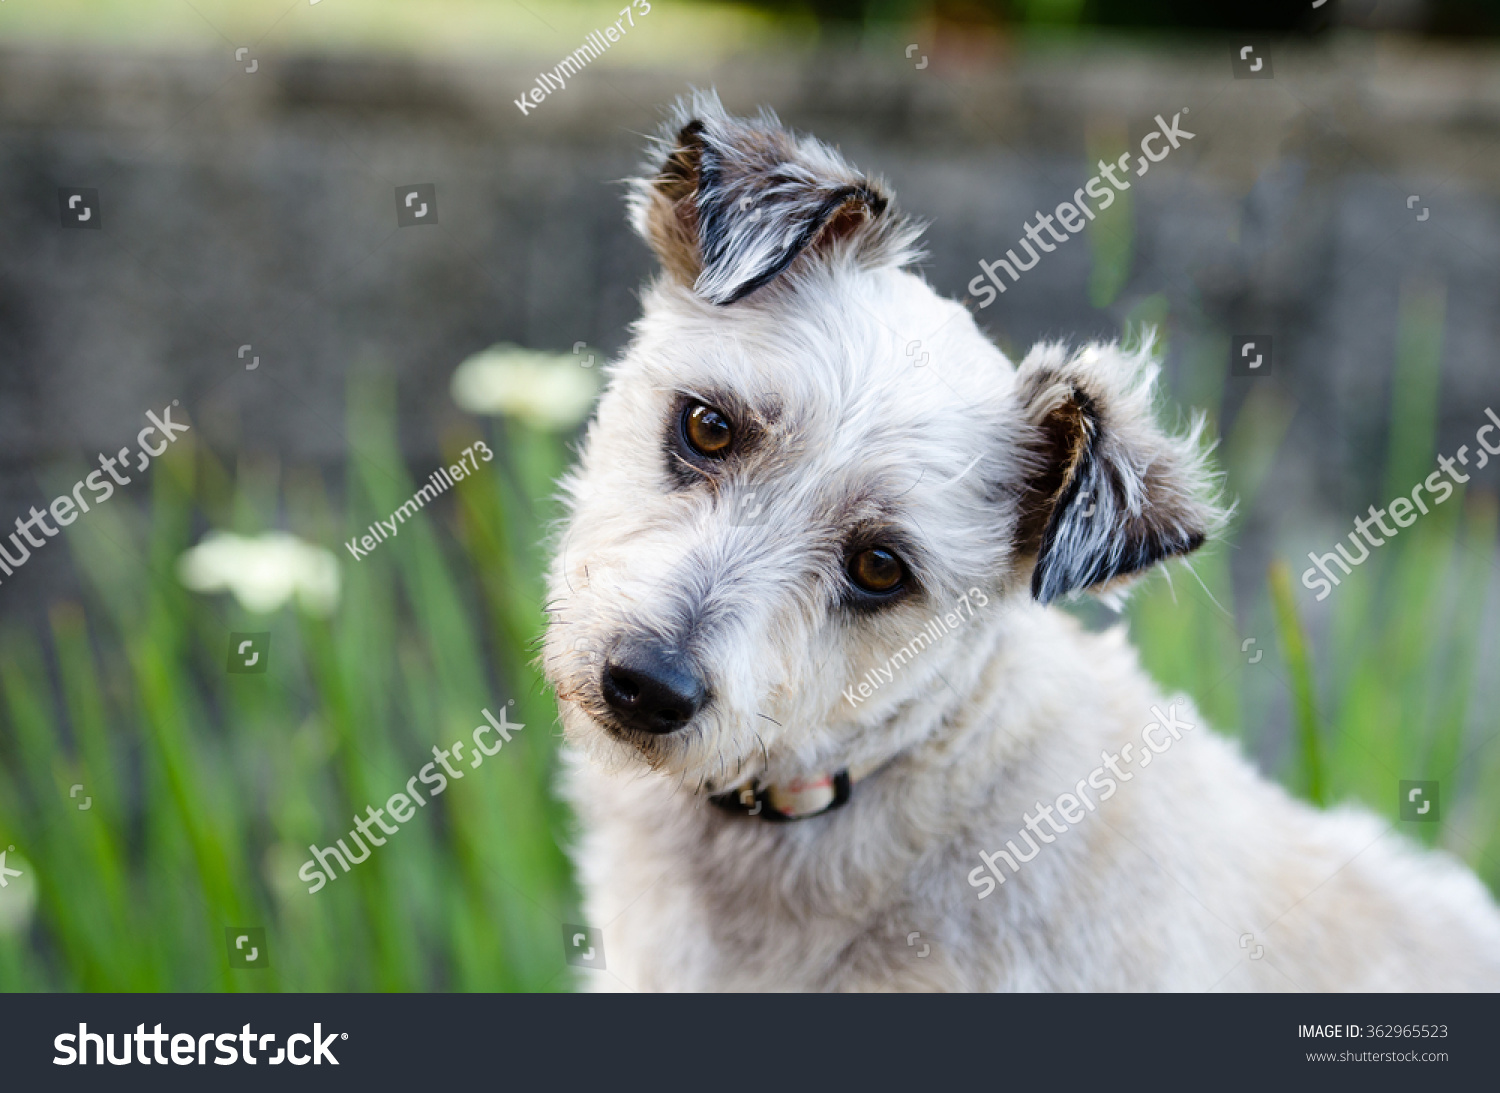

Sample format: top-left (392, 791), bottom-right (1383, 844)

top-left (709, 771), bottom-right (852, 822)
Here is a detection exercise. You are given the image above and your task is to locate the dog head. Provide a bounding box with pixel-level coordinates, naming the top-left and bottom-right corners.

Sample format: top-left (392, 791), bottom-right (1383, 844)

top-left (543, 92), bottom-right (1220, 792)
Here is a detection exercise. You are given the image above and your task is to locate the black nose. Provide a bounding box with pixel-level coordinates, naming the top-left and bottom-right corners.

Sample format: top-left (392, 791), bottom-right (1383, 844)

top-left (600, 647), bottom-right (707, 734)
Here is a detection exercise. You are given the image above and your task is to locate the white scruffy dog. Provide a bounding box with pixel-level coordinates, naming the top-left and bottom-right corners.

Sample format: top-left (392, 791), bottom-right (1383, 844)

top-left (541, 91), bottom-right (1500, 991)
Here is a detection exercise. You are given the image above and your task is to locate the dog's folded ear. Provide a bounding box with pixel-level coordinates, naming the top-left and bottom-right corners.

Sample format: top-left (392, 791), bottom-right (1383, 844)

top-left (1012, 342), bottom-right (1223, 604)
top-left (628, 90), bottom-right (921, 305)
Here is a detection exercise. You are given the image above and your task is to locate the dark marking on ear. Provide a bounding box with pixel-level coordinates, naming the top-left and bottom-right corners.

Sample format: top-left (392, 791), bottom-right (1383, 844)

top-left (663, 121), bottom-right (707, 191)
top-left (1014, 346), bottom-right (1218, 604)
top-left (700, 183), bottom-right (889, 305)
top-left (627, 91), bottom-right (922, 306)
top-left (1030, 416), bottom-right (1205, 603)
top-left (1014, 386), bottom-right (1092, 559)
top-left (636, 121), bottom-right (710, 289)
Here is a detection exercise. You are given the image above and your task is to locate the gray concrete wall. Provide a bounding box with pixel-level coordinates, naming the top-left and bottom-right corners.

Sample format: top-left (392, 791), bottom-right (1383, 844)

top-left (2, 37), bottom-right (1498, 617)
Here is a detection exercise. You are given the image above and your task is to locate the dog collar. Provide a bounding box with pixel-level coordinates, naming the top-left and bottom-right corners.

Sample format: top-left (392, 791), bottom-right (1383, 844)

top-left (710, 771), bottom-right (852, 822)
top-left (709, 754), bottom-right (892, 822)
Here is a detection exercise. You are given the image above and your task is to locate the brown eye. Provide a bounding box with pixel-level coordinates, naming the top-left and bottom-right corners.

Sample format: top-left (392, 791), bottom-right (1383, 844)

top-left (683, 403), bottom-right (732, 458)
top-left (848, 547), bottom-right (904, 595)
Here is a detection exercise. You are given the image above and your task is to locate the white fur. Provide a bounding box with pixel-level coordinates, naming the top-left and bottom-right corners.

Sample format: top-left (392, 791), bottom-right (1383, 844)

top-left (541, 95), bottom-right (1500, 992)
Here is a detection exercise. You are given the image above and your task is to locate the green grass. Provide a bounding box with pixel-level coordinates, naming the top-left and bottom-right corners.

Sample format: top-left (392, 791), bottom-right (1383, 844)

top-left (1124, 272), bottom-right (1500, 887)
top-left (1131, 481), bottom-right (1499, 877)
top-left (0, 369), bottom-right (577, 991)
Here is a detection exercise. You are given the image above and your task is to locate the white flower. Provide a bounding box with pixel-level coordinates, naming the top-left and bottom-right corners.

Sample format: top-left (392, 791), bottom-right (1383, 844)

top-left (0, 849), bottom-right (37, 936)
top-left (451, 344), bottom-right (599, 431)
top-left (177, 531), bottom-right (340, 616)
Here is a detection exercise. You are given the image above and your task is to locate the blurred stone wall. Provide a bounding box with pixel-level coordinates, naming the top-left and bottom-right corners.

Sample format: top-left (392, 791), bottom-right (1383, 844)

top-left (1, 37), bottom-right (1498, 618)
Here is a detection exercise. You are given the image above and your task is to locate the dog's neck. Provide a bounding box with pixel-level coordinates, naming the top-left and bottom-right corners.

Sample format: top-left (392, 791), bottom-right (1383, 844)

top-left (708, 607), bottom-right (1015, 822)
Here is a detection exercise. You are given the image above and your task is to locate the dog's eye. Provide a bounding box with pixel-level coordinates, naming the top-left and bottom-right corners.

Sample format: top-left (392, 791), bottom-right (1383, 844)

top-left (847, 547), bottom-right (905, 595)
top-left (682, 403), bottom-right (733, 458)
